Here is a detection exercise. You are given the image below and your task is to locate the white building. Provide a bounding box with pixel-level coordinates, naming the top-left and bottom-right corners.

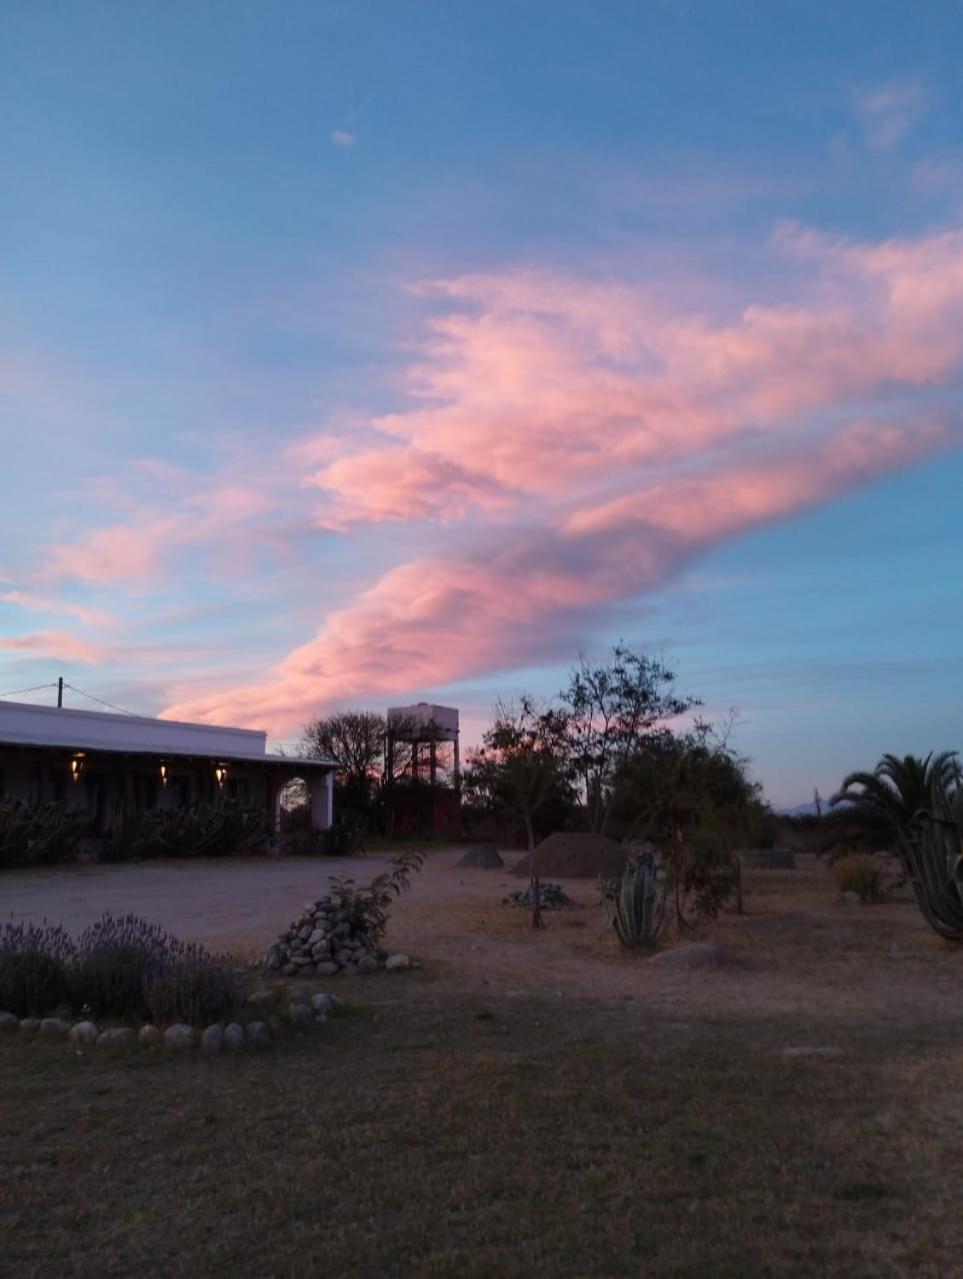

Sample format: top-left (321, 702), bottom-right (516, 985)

top-left (0, 699), bottom-right (336, 833)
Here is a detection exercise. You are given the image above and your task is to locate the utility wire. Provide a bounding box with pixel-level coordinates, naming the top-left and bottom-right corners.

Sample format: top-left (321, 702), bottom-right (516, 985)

top-left (0, 681), bottom-right (58, 700)
top-left (63, 683), bottom-right (139, 717)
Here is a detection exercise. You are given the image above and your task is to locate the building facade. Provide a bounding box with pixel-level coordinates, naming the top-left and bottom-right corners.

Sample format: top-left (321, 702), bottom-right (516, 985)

top-left (0, 700), bottom-right (336, 833)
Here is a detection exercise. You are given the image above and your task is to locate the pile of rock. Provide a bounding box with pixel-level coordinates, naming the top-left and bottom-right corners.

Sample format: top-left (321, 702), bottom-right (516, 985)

top-left (265, 895), bottom-right (398, 976)
top-left (504, 882), bottom-right (577, 910)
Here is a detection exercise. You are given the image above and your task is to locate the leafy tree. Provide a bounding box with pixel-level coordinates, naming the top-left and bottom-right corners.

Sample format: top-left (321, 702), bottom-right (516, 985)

top-left (301, 711), bottom-right (386, 817)
top-left (620, 725), bottom-right (767, 925)
top-left (559, 642), bottom-right (700, 835)
top-left (463, 697), bottom-right (571, 852)
top-left (831, 752), bottom-right (961, 848)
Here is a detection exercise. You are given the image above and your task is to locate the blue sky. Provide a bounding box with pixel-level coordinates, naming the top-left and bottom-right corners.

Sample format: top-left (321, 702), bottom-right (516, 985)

top-left (2, 1), bottom-right (962, 804)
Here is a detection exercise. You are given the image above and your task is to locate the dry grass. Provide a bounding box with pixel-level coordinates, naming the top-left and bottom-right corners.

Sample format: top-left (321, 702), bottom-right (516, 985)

top-left (2, 854), bottom-right (963, 1276)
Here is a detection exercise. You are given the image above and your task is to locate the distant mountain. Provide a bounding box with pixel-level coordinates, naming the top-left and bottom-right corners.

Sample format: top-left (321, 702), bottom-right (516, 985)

top-left (777, 799), bottom-right (851, 817)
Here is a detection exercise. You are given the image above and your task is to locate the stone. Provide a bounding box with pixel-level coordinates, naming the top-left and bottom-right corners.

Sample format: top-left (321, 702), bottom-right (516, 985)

top-left (358, 955), bottom-right (379, 974)
top-left (224, 1023), bottom-right (245, 1051)
top-left (265, 953), bottom-right (282, 973)
top-left (648, 942), bottom-right (724, 969)
top-left (97, 1028), bottom-right (135, 1047)
top-left (69, 1020), bottom-right (99, 1044)
top-left (245, 1020), bottom-right (271, 1049)
top-left (311, 993), bottom-right (336, 1016)
top-left (19, 1018), bottom-right (39, 1034)
top-left (139, 1024), bottom-right (162, 1046)
top-left (246, 989), bottom-right (276, 1006)
top-left (841, 891), bottom-right (863, 906)
top-left (781, 1046), bottom-right (845, 1060)
top-left (200, 1024), bottom-right (223, 1055)
top-left (291, 954), bottom-right (314, 967)
top-left (455, 844), bottom-right (505, 870)
top-left (385, 954), bottom-right (411, 971)
top-left (164, 1023), bottom-right (195, 1050)
top-left (0, 1011), bottom-right (19, 1033)
top-left (335, 949), bottom-right (353, 965)
top-left (308, 929), bottom-right (326, 946)
top-left (288, 1003), bottom-right (312, 1026)
top-left (282, 964), bottom-right (298, 976)
top-left (316, 962), bottom-right (338, 976)
top-left (39, 1017), bottom-right (71, 1038)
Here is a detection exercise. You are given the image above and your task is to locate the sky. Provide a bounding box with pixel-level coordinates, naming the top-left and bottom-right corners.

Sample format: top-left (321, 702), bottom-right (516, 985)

top-left (1, 1), bottom-right (962, 806)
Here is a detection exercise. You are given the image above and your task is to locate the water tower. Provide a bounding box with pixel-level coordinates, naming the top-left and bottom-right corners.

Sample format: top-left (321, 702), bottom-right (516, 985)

top-left (384, 703), bottom-right (461, 838)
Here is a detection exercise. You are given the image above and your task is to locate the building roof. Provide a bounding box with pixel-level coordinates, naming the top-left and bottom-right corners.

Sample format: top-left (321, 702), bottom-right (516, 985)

top-left (0, 700), bottom-right (336, 769)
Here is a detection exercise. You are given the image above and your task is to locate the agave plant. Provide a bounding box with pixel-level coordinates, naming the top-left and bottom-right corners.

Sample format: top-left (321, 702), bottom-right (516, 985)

top-left (602, 854), bottom-right (666, 949)
top-left (899, 781), bottom-right (963, 941)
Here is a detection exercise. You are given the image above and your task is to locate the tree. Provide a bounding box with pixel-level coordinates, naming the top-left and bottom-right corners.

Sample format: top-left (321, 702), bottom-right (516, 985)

top-left (559, 642), bottom-right (700, 835)
top-left (619, 724), bottom-right (767, 925)
top-left (831, 752), bottom-right (961, 848)
top-left (463, 697), bottom-right (570, 853)
top-left (301, 711), bottom-right (387, 818)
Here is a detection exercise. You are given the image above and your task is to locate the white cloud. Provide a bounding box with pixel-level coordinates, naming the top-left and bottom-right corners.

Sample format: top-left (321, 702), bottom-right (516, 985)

top-left (855, 77), bottom-right (926, 152)
top-left (330, 129), bottom-right (356, 148)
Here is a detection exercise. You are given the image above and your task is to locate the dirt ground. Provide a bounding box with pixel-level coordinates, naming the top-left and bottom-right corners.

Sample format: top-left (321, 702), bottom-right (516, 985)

top-left (5, 847), bottom-right (962, 1034)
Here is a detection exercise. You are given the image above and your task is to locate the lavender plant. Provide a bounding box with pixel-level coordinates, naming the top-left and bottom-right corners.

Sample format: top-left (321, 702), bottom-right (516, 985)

top-left (0, 920), bottom-right (75, 1015)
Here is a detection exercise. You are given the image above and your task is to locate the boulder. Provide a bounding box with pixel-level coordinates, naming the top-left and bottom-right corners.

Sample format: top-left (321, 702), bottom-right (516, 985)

top-left (164, 1024), bottom-right (195, 1050)
top-left (316, 962), bottom-right (338, 976)
top-left (19, 1018), bottom-right (39, 1034)
top-left (39, 1017), bottom-right (71, 1038)
top-left (455, 844), bottom-right (505, 870)
top-left (288, 1003), bottom-right (313, 1026)
top-left (69, 1020), bottom-right (99, 1044)
top-left (97, 1028), bottom-right (135, 1047)
top-left (311, 993), bottom-right (336, 1016)
top-left (200, 1024), bottom-right (223, 1055)
top-left (224, 1023), bottom-right (245, 1051)
top-left (244, 1021), bottom-right (271, 1049)
top-left (0, 1011), bottom-right (19, 1033)
top-left (138, 1024), bottom-right (162, 1047)
top-left (648, 942), bottom-right (724, 969)
top-left (385, 954), bottom-right (411, 972)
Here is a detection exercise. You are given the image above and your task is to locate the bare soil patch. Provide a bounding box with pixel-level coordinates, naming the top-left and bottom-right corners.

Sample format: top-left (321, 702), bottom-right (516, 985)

top-left (511, 831), bottom-right (628, 878)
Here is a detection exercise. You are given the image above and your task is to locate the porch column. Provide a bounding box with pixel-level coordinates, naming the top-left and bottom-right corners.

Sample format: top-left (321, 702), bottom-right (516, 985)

top-left (309, 769), bottom-right (334, 831)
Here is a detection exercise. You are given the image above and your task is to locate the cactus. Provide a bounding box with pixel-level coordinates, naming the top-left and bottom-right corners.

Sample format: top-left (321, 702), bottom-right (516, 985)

top-left (899, 782), bottom-right (963, 940)
top-left (603, 854), bottom-right (666, 948)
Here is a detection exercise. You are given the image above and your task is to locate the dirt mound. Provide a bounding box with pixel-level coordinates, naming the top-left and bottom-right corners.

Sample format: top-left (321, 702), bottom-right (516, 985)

top-left (512, 832), bottom-right (629, 879)
top-left (455, 845), bottom-right (505, 869)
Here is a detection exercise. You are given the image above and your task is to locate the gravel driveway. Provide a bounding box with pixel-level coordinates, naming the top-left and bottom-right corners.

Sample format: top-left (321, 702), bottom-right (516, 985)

top-left (0, 855), bottom-right (400, 953)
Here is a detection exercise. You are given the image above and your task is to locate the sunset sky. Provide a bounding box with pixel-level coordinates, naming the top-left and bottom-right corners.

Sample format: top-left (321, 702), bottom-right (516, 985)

top-left (2, 2), bottom-right (962, 805)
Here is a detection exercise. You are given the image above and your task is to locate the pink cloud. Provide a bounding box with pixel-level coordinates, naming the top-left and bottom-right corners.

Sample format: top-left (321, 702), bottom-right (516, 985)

top-left (41, 485), bottom-right (275, 585)
top-left (303, 227), bottom-right (963, 529)
top-left (0, 630), bottom-right (110, 664)
top-left (1, 590), bottom-right (118, 628)
top-left (163, 414), bottom-right (957, 736)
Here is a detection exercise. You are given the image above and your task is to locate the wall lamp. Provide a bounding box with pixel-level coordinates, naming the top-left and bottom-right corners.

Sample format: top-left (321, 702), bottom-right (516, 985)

top-left (214, 762), bottom-right (229, 788)
top-left (70, 753), bottom-right (86, 783)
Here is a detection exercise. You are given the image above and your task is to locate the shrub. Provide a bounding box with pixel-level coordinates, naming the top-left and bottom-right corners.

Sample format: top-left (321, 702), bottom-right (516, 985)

top-left (832, 853), bottom-right (883, 902)
top-left (68, 912), bottom-right (242, 1023)
top-left (0, 920), bottom-right (75, 1015)
top-left (328, 851), bottom-right (425, 941)
top-left (0, 799), bottom-right (90, 869)
top-left (69, 913), bottom-right (171, 1019)
top-left (102, 800), bottom-right (270, 862)
top-left (144, 943), bottom-right (242, 1025)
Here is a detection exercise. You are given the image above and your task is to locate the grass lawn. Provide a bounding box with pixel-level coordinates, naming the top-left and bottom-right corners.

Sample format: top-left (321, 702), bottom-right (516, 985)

top-left (3, 857), bottom-right (963, 1276)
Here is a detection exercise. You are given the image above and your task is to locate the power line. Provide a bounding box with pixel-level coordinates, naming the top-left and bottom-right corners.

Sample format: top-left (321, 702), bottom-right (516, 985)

top-left (0, 681), bottom-right (58, 700)
top-left (63, 683), bottom-right (139, 717)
